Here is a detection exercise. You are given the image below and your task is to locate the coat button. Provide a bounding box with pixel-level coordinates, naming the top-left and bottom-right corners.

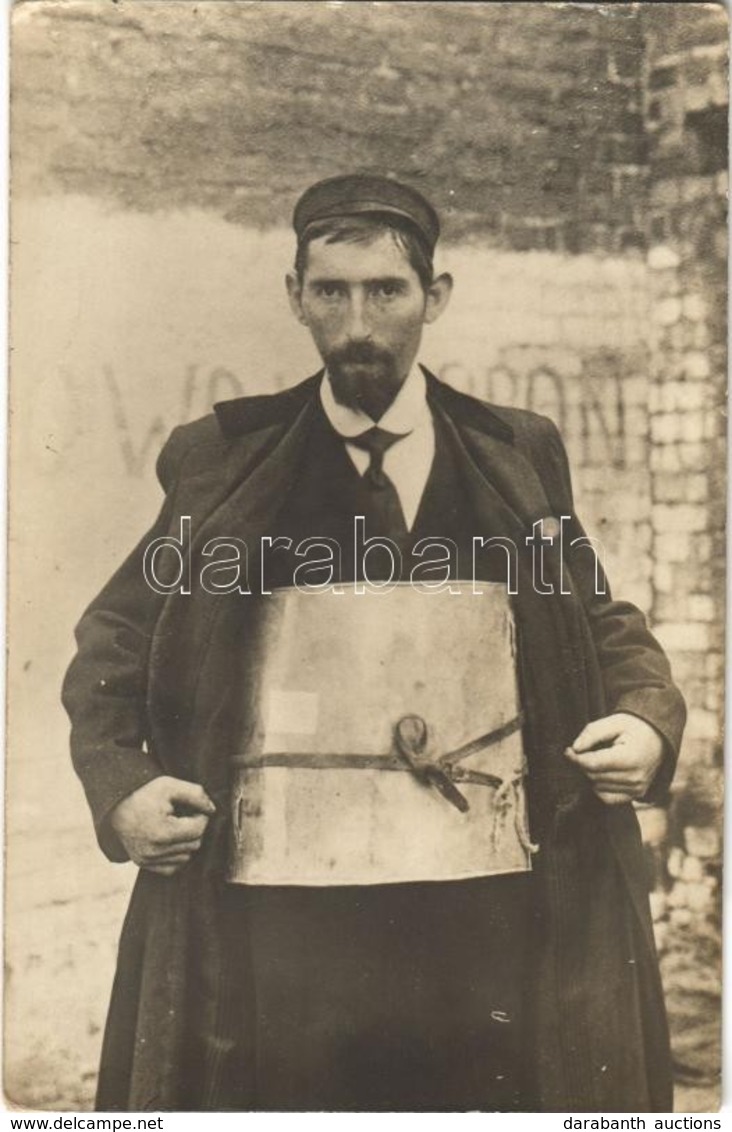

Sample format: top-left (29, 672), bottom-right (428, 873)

top-left (541, 515), bottom-right (561, 540)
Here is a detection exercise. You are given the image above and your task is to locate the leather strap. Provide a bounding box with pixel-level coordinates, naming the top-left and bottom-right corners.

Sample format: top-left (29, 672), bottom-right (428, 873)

top-left (234, 713), bottom-right (523, 791)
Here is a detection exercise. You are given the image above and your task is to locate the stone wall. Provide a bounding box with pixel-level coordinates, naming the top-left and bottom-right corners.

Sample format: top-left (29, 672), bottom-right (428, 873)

top-left (638, 4), bottom-right (727, 1101)
top-left (13, 0), bottom-right (651, 251)
top-left (643, 1), bottom-right (727, 804)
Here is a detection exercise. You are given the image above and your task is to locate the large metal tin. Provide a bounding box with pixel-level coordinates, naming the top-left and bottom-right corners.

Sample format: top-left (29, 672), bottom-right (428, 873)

top-left (229, 582), bottom-right (534, 885)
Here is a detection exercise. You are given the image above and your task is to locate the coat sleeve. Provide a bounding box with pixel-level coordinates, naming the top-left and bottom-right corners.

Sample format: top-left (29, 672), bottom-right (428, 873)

top-left (61, 426), bottom-right (193, 861)
top-left (533, 416), bottom-right (687, 803)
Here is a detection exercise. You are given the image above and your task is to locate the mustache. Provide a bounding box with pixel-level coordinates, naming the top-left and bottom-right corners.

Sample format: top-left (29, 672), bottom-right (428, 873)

top-left (327, 341), bottom-right (392, 368)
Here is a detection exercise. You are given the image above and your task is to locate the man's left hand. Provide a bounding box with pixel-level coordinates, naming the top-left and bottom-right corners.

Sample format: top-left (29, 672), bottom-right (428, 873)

top-left (564, 712), bottom-right (664, 806)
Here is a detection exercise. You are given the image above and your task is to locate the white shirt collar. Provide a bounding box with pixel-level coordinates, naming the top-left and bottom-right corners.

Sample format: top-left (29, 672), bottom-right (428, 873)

top-left (320, 364), bottom-right (429, 438)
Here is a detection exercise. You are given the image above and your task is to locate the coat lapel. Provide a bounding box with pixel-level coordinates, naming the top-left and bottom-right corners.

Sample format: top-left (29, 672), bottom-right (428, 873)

top-left (425, 367), bottom-right (557, 536)
top-left (168, 371), bottom-right (323, 544)
top-left (147, 392), bottom-right (321, 778)
top-left (427, 390), bottom-right (593, 808)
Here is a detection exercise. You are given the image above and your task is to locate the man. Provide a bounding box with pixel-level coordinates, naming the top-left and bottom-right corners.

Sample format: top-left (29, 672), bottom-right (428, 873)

top-left (63, 173), bottom-right (686, 1113)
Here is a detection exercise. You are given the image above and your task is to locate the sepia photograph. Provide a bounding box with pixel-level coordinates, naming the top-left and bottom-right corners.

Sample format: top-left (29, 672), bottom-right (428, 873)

top-left (6, 0), bottom-right (727, 1115)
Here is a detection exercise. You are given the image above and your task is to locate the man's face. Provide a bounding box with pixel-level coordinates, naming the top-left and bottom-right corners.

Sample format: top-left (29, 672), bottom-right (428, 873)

top-left (287, 232), bottom-right (449, 420)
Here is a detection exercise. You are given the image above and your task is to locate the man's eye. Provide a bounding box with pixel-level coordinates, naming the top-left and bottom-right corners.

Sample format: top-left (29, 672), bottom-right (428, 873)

top-left (372, 283), bottom-right (401, 299)
top-left (314, 284), bottom-right (344, 299)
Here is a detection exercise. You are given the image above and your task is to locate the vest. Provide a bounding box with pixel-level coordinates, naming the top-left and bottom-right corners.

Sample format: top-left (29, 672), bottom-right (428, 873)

top-left (258, 402), bottom-right (510, 588)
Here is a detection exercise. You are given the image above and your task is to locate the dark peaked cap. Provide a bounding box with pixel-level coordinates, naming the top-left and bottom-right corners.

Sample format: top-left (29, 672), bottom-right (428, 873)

top-left (293, 174), bottom-right (440, 253)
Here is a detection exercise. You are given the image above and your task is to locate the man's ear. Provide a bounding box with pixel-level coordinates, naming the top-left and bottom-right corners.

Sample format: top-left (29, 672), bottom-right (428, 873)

top-left (286, 271), bottom-right (309, 326)
top-left (423, 272), bottom-right (453, 324)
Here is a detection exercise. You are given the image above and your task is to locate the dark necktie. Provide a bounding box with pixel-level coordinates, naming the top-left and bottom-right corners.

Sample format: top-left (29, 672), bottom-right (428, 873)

top-left (348, 426), bottom-right (410, 541)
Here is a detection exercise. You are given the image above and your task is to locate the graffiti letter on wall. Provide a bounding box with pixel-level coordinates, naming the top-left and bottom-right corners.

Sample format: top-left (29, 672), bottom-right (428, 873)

top-left (105, 366), bottom-right (169, 478)
top-left (578, 353), bottom-right (625, 470)
top-left (207, 367), bottom-right (245, 407)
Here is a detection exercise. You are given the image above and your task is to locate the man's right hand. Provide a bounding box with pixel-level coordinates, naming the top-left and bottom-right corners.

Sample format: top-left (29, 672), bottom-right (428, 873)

top-left (109, 776), bottom-right (216, 876)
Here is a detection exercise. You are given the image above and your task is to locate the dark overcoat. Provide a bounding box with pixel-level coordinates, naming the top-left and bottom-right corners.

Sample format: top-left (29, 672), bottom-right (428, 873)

top-left (62, 370), bottom-right (686, 1112)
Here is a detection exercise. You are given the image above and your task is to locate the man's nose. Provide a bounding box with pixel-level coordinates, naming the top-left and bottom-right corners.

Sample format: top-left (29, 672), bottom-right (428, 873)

top-left (345, 293), bottom-right (371, 341)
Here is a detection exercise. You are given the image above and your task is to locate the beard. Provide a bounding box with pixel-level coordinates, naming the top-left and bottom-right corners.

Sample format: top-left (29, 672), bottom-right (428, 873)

top-left (325, 341), bottom-right (404, 421)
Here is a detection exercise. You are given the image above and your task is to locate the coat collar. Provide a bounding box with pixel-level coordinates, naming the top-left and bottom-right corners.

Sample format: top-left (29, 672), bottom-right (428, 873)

top-left (213, 371), bottom-right (323, 438)
top-left (213, 366), bottom-right (515, 445)
top-left (422, 367), bottom-right (514, 443)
